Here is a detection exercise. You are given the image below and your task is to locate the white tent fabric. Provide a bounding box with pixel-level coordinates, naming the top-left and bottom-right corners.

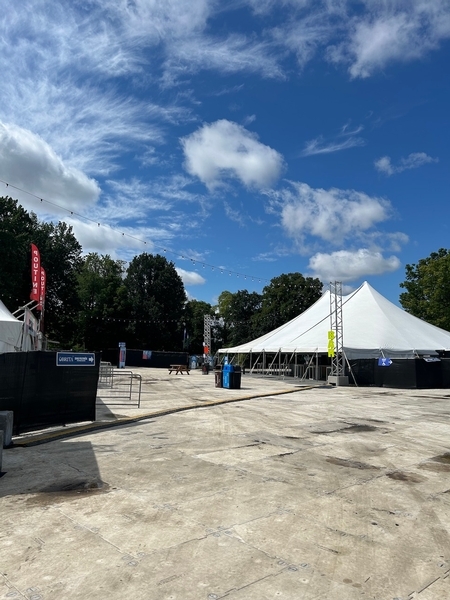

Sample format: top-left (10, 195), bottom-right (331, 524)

top-left (0, 299), bottom-right (24, 353)
top-left (218, 281), bottom-right (450, 359)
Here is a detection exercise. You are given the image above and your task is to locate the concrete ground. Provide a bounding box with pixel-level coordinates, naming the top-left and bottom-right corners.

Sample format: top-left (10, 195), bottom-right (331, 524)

top-left (1, 368), bottom-right (450, 600)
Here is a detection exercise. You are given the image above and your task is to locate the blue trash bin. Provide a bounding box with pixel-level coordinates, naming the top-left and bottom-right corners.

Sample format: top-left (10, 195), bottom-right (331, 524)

top-left (222, 364), bottom-right (234, 389)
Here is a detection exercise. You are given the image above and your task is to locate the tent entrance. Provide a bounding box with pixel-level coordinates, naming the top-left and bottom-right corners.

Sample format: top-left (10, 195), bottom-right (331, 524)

top-left (243, 350), bottom-right (330, 381)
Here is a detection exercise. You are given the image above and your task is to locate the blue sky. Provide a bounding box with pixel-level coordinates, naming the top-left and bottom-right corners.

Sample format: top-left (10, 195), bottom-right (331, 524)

top-left (1, 0), bottom-right (449, 307)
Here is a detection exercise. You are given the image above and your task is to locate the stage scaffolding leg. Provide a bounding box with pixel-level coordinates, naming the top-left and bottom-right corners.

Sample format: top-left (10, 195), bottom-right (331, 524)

top-left (328, 281), bottom-right (349, 386)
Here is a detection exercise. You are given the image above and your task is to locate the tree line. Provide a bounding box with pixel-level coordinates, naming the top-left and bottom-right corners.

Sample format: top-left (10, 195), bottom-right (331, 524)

top-left (2, 195), bottom-right (448, 353)
top-left (0, 196), bottom-right (324, 352)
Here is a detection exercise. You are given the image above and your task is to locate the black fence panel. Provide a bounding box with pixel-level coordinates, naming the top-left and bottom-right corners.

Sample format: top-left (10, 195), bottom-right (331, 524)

top-left (378, 359), bottom-right (417, 388)
top-left (441, 359), bottom-right (450, 388)
top-left (350, 357), bottom-right (446, 389)
top-left (348, 359), bottom-right (376, 386)
top-left (415, 359), bottom-right (443, 389)
top-left (0, 351), bottom-right (100, 434)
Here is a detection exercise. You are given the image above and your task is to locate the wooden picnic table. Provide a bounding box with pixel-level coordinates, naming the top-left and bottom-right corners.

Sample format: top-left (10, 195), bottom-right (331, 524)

top-left (168, 364), bottom-right (190, 375)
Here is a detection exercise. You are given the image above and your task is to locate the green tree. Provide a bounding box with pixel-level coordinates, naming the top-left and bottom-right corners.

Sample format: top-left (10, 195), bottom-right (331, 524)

top-left (400, 249), bottom-right (450, 331)
top-left (219, 289), bottom-right (262, 347)
top-left (124, 253), bottom-right (186, 350)
top-left (33, 221), bottom-right (83, 345)
top-left (77, 253), bottom-right (128, 350)
top-left (256, 273), bottom-right (323, 334)
top-left (0, 197), bottom-right (83, 346)
top-left (0, 196), bottom-right (39, 309)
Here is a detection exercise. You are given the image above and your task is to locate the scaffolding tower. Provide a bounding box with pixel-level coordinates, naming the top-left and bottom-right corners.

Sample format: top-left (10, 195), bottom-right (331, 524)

top-left (328, 281), bottom-right (349, 386)
top-left (203, 314), bottom-right (212, 360)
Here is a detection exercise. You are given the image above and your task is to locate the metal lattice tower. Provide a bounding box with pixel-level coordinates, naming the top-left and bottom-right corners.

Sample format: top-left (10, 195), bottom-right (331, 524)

top-left (329, 281), bottom-right (344, 379)
top-left (203, 314), bottom-right (212, 355)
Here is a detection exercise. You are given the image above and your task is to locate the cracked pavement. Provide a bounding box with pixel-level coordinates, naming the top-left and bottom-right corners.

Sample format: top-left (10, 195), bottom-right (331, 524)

top-left (1, 369), bottom-right (450, 599)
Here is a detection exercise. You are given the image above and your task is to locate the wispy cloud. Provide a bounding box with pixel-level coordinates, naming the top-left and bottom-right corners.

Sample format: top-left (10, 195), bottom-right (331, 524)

top-left (301, 134), bottom-right (365, 156)
top-left (375, 152), bottom-right (439, 176)
top-left (301, 120), bottom-right (365, 156)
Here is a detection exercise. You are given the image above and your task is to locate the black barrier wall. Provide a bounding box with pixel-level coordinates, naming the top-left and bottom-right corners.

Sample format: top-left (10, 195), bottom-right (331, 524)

top-left (101, 349), bottom-right (188, 368)
top-left (0, 351), bottom-right (100, 434)
top-left (349, 358), bottom-right (449, 389)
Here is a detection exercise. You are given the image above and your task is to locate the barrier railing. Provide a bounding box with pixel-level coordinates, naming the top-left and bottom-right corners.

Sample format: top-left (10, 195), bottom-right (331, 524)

top-left (98, 361), bottom-right (113, 387)
top-left (97, 369), bottom-right (142, 407)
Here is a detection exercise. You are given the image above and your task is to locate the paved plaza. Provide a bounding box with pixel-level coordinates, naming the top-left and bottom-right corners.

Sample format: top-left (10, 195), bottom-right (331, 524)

top-left (1, 368), bottom-right (450, 599)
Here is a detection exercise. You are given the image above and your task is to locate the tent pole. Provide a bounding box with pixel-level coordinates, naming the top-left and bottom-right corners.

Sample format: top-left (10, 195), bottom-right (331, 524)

top-left (343, 351), bottom-right (358, 386)
top-left (301, 354), bottom-right (315, 381)
top-left (268, 352), bottom-right (278, 375)
top-left (251, 352), bottom-right (260, 374)
top-left (263, 350), bottom-right (266, 378)
top-left (287, 349), bottom-right (296, 378)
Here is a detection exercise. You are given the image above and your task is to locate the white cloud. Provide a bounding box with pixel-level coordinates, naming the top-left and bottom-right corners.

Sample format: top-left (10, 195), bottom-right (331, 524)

top-left (181, 120), bottom-right (284, 190)
top-left (374, 156), bottom-right (395, 176)
top-left (0, 122), bottom-right (100, 210)
top-left (308, 249), bottom-right (401, 282)
top-left (328, 2), bottom-right (450, 78)
top-left (66, 219), bottom-right (148, 256)
top-left (272, 182), bottom-right (391, 245)
top-left (375, 152), bottom-right (438, 176)
top-left (176, 268), bottom-right (206, 286)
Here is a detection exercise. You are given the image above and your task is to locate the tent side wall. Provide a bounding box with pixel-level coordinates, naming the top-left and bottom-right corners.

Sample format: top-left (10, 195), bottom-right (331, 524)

top-left (349, 358), bottom-right (447, 389)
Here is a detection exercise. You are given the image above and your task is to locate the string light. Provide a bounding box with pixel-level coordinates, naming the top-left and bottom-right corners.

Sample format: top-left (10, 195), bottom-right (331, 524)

top-left (0, 177), bottom-right (271, 286)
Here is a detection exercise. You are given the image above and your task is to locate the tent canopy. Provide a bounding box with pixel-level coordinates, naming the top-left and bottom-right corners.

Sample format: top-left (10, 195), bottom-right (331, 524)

top-left (0, 299), bottom-right (24, 353)
top-left (218, 281), bottom-right (450, 359)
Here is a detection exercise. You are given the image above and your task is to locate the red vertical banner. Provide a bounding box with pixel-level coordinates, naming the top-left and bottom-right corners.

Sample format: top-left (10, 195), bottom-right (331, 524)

top-left (38, 267), bottom-right (46, 311)
top-left (30, 243), bottom-right (41, 302)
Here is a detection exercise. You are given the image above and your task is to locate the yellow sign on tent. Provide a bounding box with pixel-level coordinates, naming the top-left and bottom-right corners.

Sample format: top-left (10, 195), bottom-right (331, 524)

top-left (327, 331), bottom-right (335, 357)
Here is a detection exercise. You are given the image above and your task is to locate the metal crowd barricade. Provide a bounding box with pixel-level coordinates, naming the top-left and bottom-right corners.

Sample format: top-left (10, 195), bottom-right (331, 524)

top-left (97, 368), bottom-right (142, 408)
top-left (98, 361), bottom-right (113, 388)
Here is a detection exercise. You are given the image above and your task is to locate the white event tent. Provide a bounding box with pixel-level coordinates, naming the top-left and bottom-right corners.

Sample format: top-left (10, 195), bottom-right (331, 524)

top-left (0, 299), bottom-right (25, 353)
top-left (218, 281), bottom-right (450, 362)
top-left (0, 300), bottom-right (40, 353)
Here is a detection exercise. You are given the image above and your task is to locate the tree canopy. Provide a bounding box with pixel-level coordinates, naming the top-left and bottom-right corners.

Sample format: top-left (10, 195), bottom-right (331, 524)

top-left (400, 248), bottom-right (450, 331)
top-left (125, 253), bottom-right (186, 350)
top-left (215, 274), bottom-right (323, 348)
top-left (0, 195), bottom-right (326, 352)
top-left (259, 273), bottom-right (323, 332)
top-left (0, 196), bottom-right (83, 345)
top-left (77, 253), bottom-right (128, 350)
top-left (183, 299), bottom-right (213, 354)
top-left (0, 196), bottom-right (39, 308)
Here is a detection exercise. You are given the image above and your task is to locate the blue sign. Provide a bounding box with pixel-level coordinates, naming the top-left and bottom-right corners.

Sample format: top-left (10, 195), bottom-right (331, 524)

top-left (56, 352), bottom-right (96, 366)
top-left (378, 357), bottom-right (392, 367)
top-left (118, 342), bottom-right (126, 368)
